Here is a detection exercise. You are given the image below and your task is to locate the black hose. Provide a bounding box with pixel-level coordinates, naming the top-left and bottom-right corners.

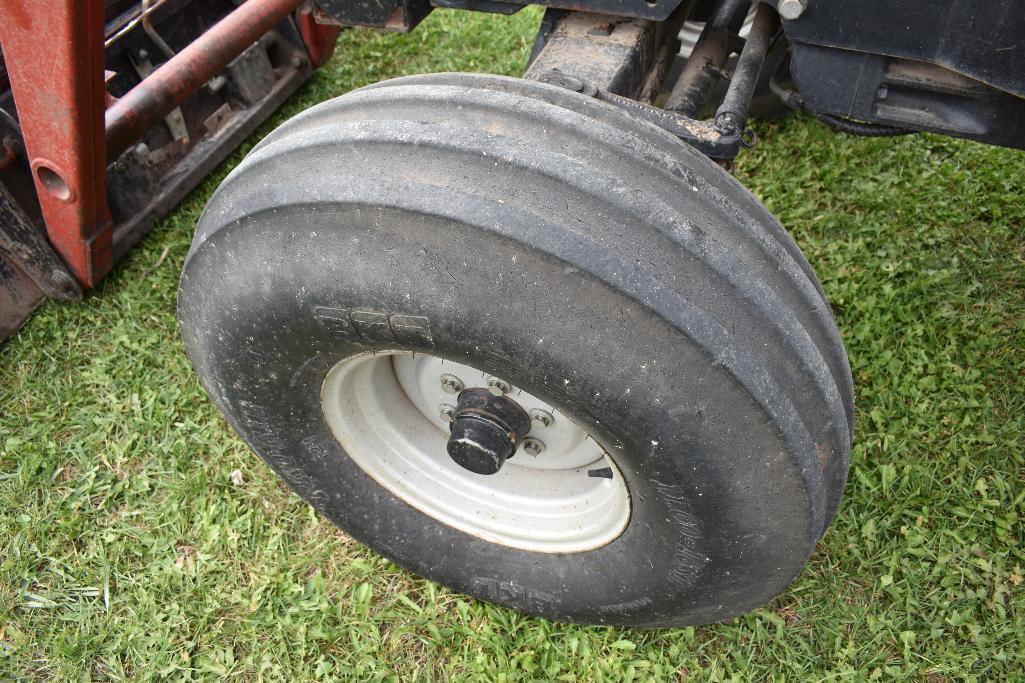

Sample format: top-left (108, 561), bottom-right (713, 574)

top-left (714, 3), bottom-right (778, 134)
top-left (812, 112), bottom-right (912, 137)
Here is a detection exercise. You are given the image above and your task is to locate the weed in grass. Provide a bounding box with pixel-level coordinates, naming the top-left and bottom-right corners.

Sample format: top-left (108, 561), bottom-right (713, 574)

top-left (2, 8), bottom-right (1023, 680)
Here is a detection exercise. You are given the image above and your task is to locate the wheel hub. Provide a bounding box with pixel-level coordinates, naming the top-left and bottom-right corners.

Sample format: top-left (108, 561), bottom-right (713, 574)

top-left (446, 388), bottom-right (531, 475)
top-left (320, 351), bottom-right (631, 553)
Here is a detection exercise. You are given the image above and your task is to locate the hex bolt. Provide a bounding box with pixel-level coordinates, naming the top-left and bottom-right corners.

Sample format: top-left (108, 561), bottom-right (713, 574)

top-left (486, 377), bottom-right (511, 396)
top-left (440, 374), bottom-right (464, 395)
top-left (777, 0), bottom-right (807, 21)
top-left (439, 404), bottom-right (456, 423)
top-left (522, 437), bottom-right (546, 457)
top-left (529, 409), bottom-right (554, 428)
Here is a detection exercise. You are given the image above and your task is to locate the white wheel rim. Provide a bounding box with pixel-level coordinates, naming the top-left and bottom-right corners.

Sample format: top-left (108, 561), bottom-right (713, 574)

top-left (320, 352), bottom-right (631, 553)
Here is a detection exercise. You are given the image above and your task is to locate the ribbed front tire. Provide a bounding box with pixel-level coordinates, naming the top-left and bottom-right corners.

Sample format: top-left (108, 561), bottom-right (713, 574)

top-left (179, 73), bottom-right (853, 627)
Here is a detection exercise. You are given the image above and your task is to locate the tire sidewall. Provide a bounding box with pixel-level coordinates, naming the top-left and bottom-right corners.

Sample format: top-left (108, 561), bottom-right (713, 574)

top-left (180, 203), bottom-right (817, 627)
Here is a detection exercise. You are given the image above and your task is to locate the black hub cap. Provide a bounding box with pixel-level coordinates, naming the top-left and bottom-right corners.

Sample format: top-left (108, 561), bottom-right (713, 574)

top-left (447, 388), bottom-right (531, 475)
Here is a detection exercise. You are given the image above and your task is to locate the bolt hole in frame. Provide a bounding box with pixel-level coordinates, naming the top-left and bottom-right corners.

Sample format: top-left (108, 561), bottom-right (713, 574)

top-left (32, 163), bottom-right (74, 202)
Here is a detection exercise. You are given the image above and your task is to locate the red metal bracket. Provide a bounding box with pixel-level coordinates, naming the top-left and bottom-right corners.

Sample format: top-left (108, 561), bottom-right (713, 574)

top-left (298, 9), bottom-right (342, 68)
top-left (1, 0), bottom-right (324, 288)
top-left (0, 0), bottom-right (112, 286)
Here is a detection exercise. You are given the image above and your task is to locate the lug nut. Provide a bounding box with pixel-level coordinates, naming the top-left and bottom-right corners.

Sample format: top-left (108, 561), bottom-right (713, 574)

top-left (439, 404), bottom-right (456, 423)
top-left (486, 377), bottom-right (511, 396)
top-left (522, 437), bottom-right (545, 457)
top-left (440, 374), bottom-right (464, 395)
top-left (529, 409), bottom-right (554, 428)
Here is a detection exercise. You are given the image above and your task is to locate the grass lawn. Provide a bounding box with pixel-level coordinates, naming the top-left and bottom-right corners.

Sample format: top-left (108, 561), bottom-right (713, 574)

top-left (2, 8), bottom-right (1023, 680)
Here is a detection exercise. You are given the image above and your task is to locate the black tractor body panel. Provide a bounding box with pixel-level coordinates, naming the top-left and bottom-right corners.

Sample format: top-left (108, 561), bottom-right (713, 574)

top-left (778, 0), bottom-right (1025, 149)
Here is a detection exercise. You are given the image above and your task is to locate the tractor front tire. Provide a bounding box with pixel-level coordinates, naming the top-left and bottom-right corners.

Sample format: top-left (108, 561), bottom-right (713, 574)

top-left (178, 73), bottom-right (853, 627)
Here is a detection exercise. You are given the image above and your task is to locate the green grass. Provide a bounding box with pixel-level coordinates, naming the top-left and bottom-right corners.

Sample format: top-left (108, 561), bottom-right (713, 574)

top-left (2, 8), bottom-right (1024, 680)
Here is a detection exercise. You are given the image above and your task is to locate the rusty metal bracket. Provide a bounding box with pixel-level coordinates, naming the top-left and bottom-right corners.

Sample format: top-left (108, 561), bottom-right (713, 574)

top-left (313, 0), bottom-right (433, 31)
top-left (297, 8), bottom-right (342, 66)
top-left (525, 8), bottom-right (692, 101)
top-left (0, 0), bottom-right (113, 287)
